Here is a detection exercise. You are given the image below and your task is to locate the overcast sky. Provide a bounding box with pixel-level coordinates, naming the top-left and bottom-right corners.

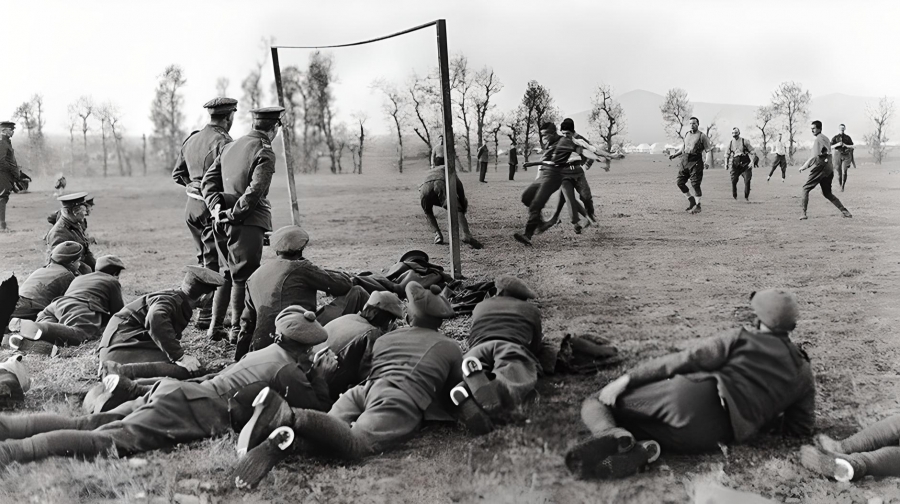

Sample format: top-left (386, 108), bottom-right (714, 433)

top-left (4, 0), bottom-right (899, 137)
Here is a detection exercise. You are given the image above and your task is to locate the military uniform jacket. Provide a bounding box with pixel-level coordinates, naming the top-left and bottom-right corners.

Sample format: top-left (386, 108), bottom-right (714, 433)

top-left (316, 313), bottom-right (385, 399)
top-left (468, 296), bottom-right (543, 355)
top-left (0, 135), bottom-right (19, 192)
top-left (18, 263), bottom-right (75, 308)
top-left (100, 289), bottom-right (193, 362)
top-left (201, 130), bottom-right (276, 230)
top-left (60, 272), bottom-right (124, 324)
top-left (365, 326), bottom-right (463, 417)
top-left (172, 125), bottom-right (233, 198)
top-left (46, 216), bottom-right (96, 271)
top-left (241, 257), bottom-right (353, 345)
top-left (627, 326), bottom-right (816, 442)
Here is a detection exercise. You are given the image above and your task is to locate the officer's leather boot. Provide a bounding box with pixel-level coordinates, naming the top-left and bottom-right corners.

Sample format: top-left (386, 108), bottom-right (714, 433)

top-left (207, 278), bottom-right (232, 342)
top-left (229, 282), bottom-right (247, 344)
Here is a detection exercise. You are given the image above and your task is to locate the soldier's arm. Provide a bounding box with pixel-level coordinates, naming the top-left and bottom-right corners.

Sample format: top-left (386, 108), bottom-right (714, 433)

top-left (108, 282), bottom-right (125, 319)
top-left (172, 148), bottom-right (190, 186)
top-left (304, 263), bottom-right (354, 297)
top-left (626, 330), bottom-right (739, 388)
top-left (227, 149), bottom-right (276, 222)
top-left (146, 299), bottom-right (186, 362)
top-left (781, 384), bottom-right (816, 437)
top-left (201, 153), bottom-right (225, 210)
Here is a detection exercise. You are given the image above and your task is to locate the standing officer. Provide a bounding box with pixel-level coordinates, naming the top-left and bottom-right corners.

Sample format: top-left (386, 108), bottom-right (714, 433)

top-left (831, 123), bottom-right (855, 192)
top-left (172, 97), bottom-right (237, 330)
top-left (508, 142), bottom-right (518, 180)
top-left (0, 120), bottom-right (20, 231)
top-left (202, 106), bottom-right (284, 343)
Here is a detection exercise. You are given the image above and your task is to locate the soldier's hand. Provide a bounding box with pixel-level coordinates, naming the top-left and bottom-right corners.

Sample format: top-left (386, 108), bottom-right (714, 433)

top-left (176, 355), bottom-right (202, 373)
top-left (598, 374), bottom-right (630, 406)
top-left (313, 348), bottom-right (338, 376)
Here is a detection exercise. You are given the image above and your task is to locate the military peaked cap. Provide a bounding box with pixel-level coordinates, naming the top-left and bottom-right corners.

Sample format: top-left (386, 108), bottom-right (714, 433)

top-left (58, 192), bottom-right (88, 208)
top-left (0, 121), bottom-right (15, 129)
top-left (251, 106), bottom-right (285, 120)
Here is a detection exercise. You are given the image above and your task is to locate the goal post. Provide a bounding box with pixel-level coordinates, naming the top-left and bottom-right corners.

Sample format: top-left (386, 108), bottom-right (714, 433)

top-left (270, 19), bottom-right (463, 278)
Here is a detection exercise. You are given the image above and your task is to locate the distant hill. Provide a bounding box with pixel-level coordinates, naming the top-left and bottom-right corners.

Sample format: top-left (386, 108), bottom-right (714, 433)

top-left (570, 90), bottom-right (899, 147)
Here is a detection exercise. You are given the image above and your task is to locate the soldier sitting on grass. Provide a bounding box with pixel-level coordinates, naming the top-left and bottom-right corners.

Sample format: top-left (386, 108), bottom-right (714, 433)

top-left (565, 289), bottom-right (816, 479)
top-left (6, 241), bottom-right (83, 322)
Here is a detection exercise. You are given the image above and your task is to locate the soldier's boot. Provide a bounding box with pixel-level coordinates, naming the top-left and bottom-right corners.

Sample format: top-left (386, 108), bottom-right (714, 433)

top-left (450, 384), bottom-right (493, 436)
top-left (207, 279), bottom-right (232, 342)
top-left (83, 374), bottom-right (154, 414)
top-left (576, 440), bottom-right (660, 480)
top-left (228, 282), bottom-right (247, 344)
top-left (566, 397), bottom-right (636, 474)
top-left (98, 360), bottom-right (192, 380)
top-left (0, 411), bottom-right (123, 441)
top-left (195, 293), bottom-right (214, 330)
top-left (0, 431), bottom-right (116, 468)
top-left (233, 426), bottom-right (295, 489)
top-left (236, 387), bottom-right (295, 457)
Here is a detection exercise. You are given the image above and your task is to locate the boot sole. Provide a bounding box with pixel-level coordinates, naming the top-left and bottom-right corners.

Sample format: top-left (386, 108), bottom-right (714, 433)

top-left (237, 387), bottom-right (292, 457)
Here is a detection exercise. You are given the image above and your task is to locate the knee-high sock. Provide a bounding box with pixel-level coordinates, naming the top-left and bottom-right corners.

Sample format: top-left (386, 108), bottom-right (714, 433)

top-left (458, 211), bottom-right (474, 239)
top-left (848, 447), bottom-right (900, 479)
top-left (229, 282), bottom-right (247, 332)
top-left (0, 412), bottom-right (123, 440)
top-left (580, 397), bottom-right (634, 443)
top-left (0, 430), bottom-right (116, 466)
top-left (293, 409), bottom-right (372, 460)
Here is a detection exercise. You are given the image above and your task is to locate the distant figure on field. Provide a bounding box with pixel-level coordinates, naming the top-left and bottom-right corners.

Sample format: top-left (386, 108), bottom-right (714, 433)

top-left (831, 123), bottom-right (855, 192)
top-left (798, 120), bottom-right (852, 220)
top-left (420, 135), bottom-right (483, 249)
top-left (54, 174), bottom-right (67, 197)
top-left (726, 127), bottom-right (756, 201)
top-left (768, 133), bottom-right (788, 182)
top-left (508, 142), bottom-right (519, 180)
top-left (0, 120), bottom-right (19, 232)
top-left (668, 117), bottom-right (711, 214)
top-left (566, 289), bottom-right (815, 480)
top-left (477, 143), bottom-right (489, 183)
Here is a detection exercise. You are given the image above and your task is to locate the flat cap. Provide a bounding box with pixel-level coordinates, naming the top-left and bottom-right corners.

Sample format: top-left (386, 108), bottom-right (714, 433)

top-left (182, 266), bottom-right (225, 296)
top-left (560, 118), bottom-right (575, 132)
top-left (49, 241), bottom-right (84, 265)
top-left (203, 97), bottom-right (238, 115)
top-left (58, 191), bottom-right (88, 208)
top-left (399, 250), bottom-right (429, 263)
top-left (271, 225), bottom-right (310, 253)
top-left (365, 291), bottom-right (404, 318)
top-left (96, 255), bottom-right (126, 273)
top-left (274, 306), bottom-right (328, 345)
top-left (0, 121), bottom-right (15, 129)
top-left (251, 106), bottom-right (285, 120)
top-left (750, 289), bottom-right (799, 332)
top-left (495, 275), bottom-right (536, 300)
top-left (405, 281), bottom-right (454, 320)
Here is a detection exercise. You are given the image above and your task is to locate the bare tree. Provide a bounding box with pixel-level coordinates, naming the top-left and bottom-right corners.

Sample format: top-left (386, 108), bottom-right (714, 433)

top-left (771, 81), bottom-right (811, 164)
top-left (588, 84), bottom-right (627, 152)
top-left (486, 115), bottom-right (503, 171)
top-left (350, 112), bottom-right (367, 174)
top-left (864, 96), bottom-right (895, 164)
top-left (450, 55), bottom-right (475, 171)
top-left (504, 108), bottom-right (524, 147)
top-left (241, 68), bottom-right (263, 116)
top-left (406, 70), bottom-right (442, 151)
top-left (372, 79), bottom-right (407, 173)
top-left (99, 103), bottom-right (127, 176)
top-left (472, 66), bottom-right (503, 152)
top-left (660, 88), bottom-right (692, 141)
top-left (13, 102), bottom-right (35, 138)
top-left (307, 51), bottom-right (339, 173)
top-left (98, 106), bottom-right (110, 177)
top-left (69, 96), bottom-right (95, 156)
top-left (752, 105), bottom-right (777, 161)
top-left (141, 134), bottom-right (148, 176)
top-left (520, 80), bottom-right (558, 152)
top-left (65, 112), bottom-right (78, 164)
top-left (333, 123), bottom-right (350, 174)
top-left (150, 65), bottom-right (187, 171)
top-left (216, 77), bottom-right (230, 98)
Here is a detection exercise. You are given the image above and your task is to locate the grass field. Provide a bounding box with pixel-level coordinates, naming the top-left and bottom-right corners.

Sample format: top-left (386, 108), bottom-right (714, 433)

top-left (1, 152), bottom-right (899, 504)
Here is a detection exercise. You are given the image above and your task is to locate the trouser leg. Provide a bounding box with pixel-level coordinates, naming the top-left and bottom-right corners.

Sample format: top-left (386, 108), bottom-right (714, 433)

top-left (525, 172), bottom-right (562, 237)
top-left (229, 282), bottom-right (247, 341)
top-left (0, 195), bottom-right (7, 230)
top-left (479, 162), bottom-right (487, 182)
top-left (847, 447), bottom-right (900, 479)
top-left (743, 168), bottom-right (752, 198)
top-left (35, 321), bottom-right (91, 346)
top-left (509, 164), bottom-right (515, 180)
top-left (839, 415), bottom-right (900, 454)
top-left (0, 412), bottom-right (124, 440)
top-left (550, 193), bottom-right (565, 223)
top-left (561, 180), bottom-right (585, 224)
top-left (730, 169), bottom-right (740, 198)
top-left (819, 174), bottom-right (847, 211)
top-left (293, 409), bottom-right (372, 460)
top-left (581, 397), bottom-right (632, 439)
top-left (109, 362), bottom-right (191, 380)
top-left (575, 177), bottom-right (595, 220)
top-left (0, 430), bottom-right (117, 465)
top-left (458, 210), bottom-right (474, 239)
